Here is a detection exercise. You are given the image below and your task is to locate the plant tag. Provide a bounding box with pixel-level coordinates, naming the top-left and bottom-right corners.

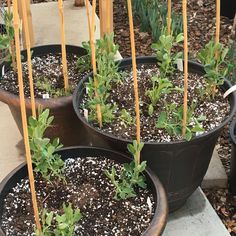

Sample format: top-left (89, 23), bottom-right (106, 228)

top-left (2, 65), bottom-right (5, 76)
top-left (86, 87), bottom-right (89, 94)
top-left (177, 59), bottom-right (183, 72)
top-left (84, 108), bottom-right (88, 121)
top-left (42, 93), bottom-right (50, 99)
top-left (147, 197), bottom-right (152, 215)
top-left (223, 85), bottom-right (236, 99)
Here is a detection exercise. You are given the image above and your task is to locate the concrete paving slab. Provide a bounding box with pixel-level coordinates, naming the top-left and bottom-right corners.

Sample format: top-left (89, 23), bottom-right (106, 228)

top-left (202, 147), bottom-right (228, 189)
top-left (31, 0), bottom-right (100, 46)
top-left (0, 102), bottom-right (24, 182)
top-left (163, 187), bottom-right (230, 236)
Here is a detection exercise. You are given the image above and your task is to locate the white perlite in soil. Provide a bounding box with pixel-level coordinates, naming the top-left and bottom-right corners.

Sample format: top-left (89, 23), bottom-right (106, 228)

top-left (1, 157), bottom-right (155, 236)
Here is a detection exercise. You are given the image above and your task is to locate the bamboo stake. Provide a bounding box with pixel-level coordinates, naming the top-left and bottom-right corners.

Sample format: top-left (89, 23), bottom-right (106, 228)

top-left (127, 0), bottom-right (141, 164)
top-left (7, 0), bottom-right (11, 13)
top-left (215, 0), bottom-right (220, 44)
top-left (167, 0), bottom-right (171, 34)
top-left (21, 0), bottom-right (36, 117)
top-left (106, 0), bottom-right (111, 33)
top-left (58, 0), bottom-right (69, 90)
top-left (182, 0), bottom-right (188, 137)
top-left (91, 0), bottom-right (102, 127)
top-left (12, 0), bottom-right (41, 234)
top-left (84, 0), bottom-right (92, 42)
top-left (18, 0), bottom-right (35, 47)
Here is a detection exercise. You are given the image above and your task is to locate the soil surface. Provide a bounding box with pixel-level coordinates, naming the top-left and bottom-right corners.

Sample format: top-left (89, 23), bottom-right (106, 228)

top-left (1, 156), bottom-right (155, 236)
top-left (79, 64), bottom-right (230, 142)
top-left (0, 53), bottom-right (88, 98)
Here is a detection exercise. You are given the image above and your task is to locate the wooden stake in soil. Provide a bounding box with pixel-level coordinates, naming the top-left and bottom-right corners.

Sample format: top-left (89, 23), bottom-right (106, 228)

top-left (85, 0), bottom-right (92, 42)
top-left (127, 0), bottom-right (141, 164)
top-left (182, 0), bottom-right (188, 137)
top-left (58, 0), bottom-right (69, 90)
top-left (12, 0), bottom-right (41, 234)
top-left (21, 0), bottom-right (36, 117)
top-left (215, 0), bottom-right (220, 44)
top-left (7, 0), bottom-right (11, 13)
top-left (167, 0), bottom-right (171, 34)
top-left (91, 0), bottom-right (102, 128)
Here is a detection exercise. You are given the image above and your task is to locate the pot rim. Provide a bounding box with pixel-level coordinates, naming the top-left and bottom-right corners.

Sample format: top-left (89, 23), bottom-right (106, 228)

top-left (230, 118), bottom-right (236, 144)
top-left (0, 44), bottom-right (87, 108)
top-left (0, 146), bottom-right (168, 236)
top-left (73, 56), bottom-right (236, 146)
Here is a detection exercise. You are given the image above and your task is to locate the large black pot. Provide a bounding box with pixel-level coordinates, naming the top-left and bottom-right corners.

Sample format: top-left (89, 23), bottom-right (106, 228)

top-left (229, 118), bottom-right (236, 195)
top-left (0, 45), bottom-right (90, 147)
top-left (0, 146), bottom-right (168, 236)
top-left (220, 0), bottom-right (236, 19)
top-left (73, 56), bottom-right (236, 211)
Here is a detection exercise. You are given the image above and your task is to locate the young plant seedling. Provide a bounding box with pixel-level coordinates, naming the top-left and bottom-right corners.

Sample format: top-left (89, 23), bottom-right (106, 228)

top-left (83, 33), bottom-right (122, 126)
top-left (35, 203), bottom-right (82, 236)
top-left (118, 108), bottom-right (135, 127)
top-left (106, 140), bottom-right (147, 200)
top-left (156, 101), bottom-right (206, 141)
top-left (197, 40), bottom-right (229, 99)
top-left (0, 10), bottom-right (16, 70)
top-left (54, 203), bottom-right (82, 236)
top-left (28, 109), bottom-right (65, 181)
top-left (36, 77), bottom-right (72, 98)
top-left (151, 27), bottom-right (183, 78)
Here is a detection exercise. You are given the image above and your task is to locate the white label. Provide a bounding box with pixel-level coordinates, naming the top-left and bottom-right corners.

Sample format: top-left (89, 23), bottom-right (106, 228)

top-left (147, 197), bottom-right (152, 215)
top-left (177, 59), bottom-right (183, 72)
top-left (2, 65), bottom-right (5, 76)
top-left (42, 93), bottom-right (50, 99)
top-left (86, 87), bottom-right (89, 94)
top-left (223, 84), bottom-right (236, 99)
top-left (84, 108), bottom-right (88, 121)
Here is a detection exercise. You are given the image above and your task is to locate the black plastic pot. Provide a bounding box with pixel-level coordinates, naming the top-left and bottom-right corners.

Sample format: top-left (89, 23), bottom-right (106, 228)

top-left (73, 56), bottom-right (236, 212)
top-left (0, 45), bottom-right (90, 147)
top-left (229, 119), bottom-right (236, 195)
top-left (0, 146), bottom-right (168, 236)
top-left (220, 0), bottom-right (236, 19)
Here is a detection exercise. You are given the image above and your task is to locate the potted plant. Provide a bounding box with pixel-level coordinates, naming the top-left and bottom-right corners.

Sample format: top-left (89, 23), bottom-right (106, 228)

top-left (0, 7), bottom-right (92, 146)
top-left (73, 28), bottom-right (236, 211)
top-left (0, 109), bottom-right (168, 235)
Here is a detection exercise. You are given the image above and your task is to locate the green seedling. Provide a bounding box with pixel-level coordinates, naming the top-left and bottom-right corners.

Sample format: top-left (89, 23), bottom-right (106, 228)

top-left (54, 203), bottom-right (82, 236)
top-left (36, 77), bottom-right (72, 98)
top-left (156, 102), bottom-right (206, 141)
top-left (197, 40), bottom-right (229, 98)
top-left (106, 140), bottom-right (147, 200)
top-left (119, 109), bottom-right (134, 127)
top-left (35, 204), bottom-right (82, 236)
top-left (152, 28), bottom-right (183, 78)
top-left (28, 109), bottom-right (65, 181)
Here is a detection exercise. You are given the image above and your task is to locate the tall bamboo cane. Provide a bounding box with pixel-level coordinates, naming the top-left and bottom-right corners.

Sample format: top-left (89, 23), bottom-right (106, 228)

top-left (21, 0), bottom-right (36, 117)
top-left (215, 0), bottom-right (220, 44)
top-left (182, 0), bottom-right (188, 137)
top-left (85, 0), bottom-right (92, 41)
top-left (91, 0), bottom-right (102, 127)
top-left (127, 0), bottom-right (141, 164)
top-left (58, 0), bottom-right (69, 90)
top-left (12, 0), bottom-right (41, 234)
top-left (167, 0), bottom-right (171, 34)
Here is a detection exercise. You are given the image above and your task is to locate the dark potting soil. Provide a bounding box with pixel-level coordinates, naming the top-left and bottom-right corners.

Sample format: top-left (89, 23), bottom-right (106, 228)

top-left (1, 156), bottom-right (155, 236)
top-left (0, 53), bottom-right (88, 98)
top-left (79, 64), bottom-right (230, 142)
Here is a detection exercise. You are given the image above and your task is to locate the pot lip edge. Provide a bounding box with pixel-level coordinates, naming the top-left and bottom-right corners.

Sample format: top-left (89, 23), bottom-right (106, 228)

top-left (73, 56), bottom-right (236, 146)
top-left (0, 44), bottom-right (87, 105)
top-left (0, 146), bottom-right (168, 235)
